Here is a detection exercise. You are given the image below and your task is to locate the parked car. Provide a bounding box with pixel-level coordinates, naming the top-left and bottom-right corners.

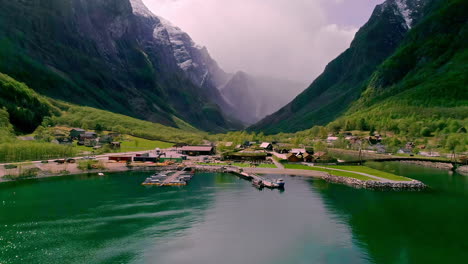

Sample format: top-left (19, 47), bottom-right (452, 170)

top-left (82, 156), bottom-right (96, 160)
top-left (54, 159), bottom-right (66, 164)
top-left (66, 158), bottom-right (76, 163)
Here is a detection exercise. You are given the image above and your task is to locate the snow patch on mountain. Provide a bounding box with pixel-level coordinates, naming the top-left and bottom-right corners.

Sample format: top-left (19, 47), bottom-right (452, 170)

top-left (395, 0), bottom-right (413, 29)
top-left (129, 0), bottom-right (154, 18)
top-left (157, 16), bottom-right (202, 71)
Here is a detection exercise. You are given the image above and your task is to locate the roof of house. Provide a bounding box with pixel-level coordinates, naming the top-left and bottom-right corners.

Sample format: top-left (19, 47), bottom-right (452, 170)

top-left (180, 146), bottom-right (214, 152)
top-left (314, 151), bottom-right (327, 157)
top-left (71, 128), bottom-right (85, 132)
top-left (327, 136), bottom-right (339, 141)
top-left (260, 142), bottom-right (272, 148)
top-left (291, 148), bottom-right (306, 154)
top-left (225, 142), bottom-right (233, 147)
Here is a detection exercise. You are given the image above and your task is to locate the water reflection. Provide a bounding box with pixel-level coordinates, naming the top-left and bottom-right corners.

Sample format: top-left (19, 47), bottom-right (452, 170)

top-left (0, 172), bottom-right (219, 263)
top-left (313, 162), bottom-right (468, 264)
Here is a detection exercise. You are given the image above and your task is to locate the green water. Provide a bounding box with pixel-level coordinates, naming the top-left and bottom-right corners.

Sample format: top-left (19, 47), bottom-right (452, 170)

top-left (0, 163), bottom-right (467, 263)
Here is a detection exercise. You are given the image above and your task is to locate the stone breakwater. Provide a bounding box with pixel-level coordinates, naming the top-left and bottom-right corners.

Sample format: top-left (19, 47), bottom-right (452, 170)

top-left (194, 165), bottom-right (427, 191)
top-left (323, 174), bottom-right (427, 190)
top-left (400, 160), bottom-right (453, 170)
top-left (456, 165), bottom-right (468, 175)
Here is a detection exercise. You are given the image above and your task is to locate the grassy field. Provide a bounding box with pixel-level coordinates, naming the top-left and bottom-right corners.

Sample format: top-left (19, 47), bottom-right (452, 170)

top-left (119, 137), bottom-right (173, 152)
top-left (74, 136), bottom-right (173, 154)
top-left (324, 165), bottom-right (412, 181)
top-left (283, 164), bottom-right (375, 181)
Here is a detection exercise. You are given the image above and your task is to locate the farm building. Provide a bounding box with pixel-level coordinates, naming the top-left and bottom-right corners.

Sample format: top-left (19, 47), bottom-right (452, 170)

top-left (287, 153), bottom-right (303, 162)
top-left (259, 142), bottom-right (273, 150)
top-left (304, 153), bottom-right (314, 162)
top-left (133, 156), bottom-right (158, 162)
top-left (108, 156), bottom-right (132, 162)
top-left (180, 146), bottom-right (215, 156)
top-left (223, 152), bottom-right (267, 161)
top-left (291, 149), bottom-right (307, 155)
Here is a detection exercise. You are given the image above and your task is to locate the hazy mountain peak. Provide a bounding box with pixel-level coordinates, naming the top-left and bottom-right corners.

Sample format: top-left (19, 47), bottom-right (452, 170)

top-left (129, 0), bottom-right (154, 18)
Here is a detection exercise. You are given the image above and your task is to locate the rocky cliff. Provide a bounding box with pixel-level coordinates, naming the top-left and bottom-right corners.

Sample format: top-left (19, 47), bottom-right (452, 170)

top-left (0, 0), bottom-right (240, 132)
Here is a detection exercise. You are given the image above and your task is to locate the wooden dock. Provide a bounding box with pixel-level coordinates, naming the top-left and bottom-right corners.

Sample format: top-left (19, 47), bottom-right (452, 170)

top-left (161, 171), bottom-right (187, 186)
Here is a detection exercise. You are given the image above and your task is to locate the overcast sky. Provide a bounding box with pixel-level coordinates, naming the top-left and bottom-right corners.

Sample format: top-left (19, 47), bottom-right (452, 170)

top-left (142, 0), bottom-right (385, 83)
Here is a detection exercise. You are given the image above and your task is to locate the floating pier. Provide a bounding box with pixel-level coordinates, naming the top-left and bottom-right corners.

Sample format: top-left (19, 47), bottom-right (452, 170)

top-left (230, 170), bottom-right (285, 189)
top-left (142, 168), bottom-right (194, 186)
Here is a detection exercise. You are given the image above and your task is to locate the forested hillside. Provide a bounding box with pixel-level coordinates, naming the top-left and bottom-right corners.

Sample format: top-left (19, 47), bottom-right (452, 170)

top-left (0, 73), bottom-right (205, 143)
top-left (329, 0), bottom-right (468, 137)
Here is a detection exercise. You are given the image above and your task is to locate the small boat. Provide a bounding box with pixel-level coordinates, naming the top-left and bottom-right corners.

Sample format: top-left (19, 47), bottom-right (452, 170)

top-left (252, 178), bottom-right (264, 188)
top-left (98, 173), bottom-right (104, 176)
top-left (142, 178), bottom-right (162, 186)
top-left (275, 179), bottom-right (285, 188)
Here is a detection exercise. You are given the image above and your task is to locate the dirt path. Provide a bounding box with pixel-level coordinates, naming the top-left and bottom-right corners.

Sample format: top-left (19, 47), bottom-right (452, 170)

top-left (269, 157), bottom-right (285, 169)
top-left (313, 166), bottom-right (395, 182)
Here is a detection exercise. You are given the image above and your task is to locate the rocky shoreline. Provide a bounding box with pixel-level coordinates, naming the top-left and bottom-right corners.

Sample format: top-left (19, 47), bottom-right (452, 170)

top-left (1, 163), bottom-right (428, 191)
top-left (194, 165), bottom-right (427, 191)
top-left (456, 165), bottom-right (468, 175)
top-left (323, 174), bottom-right (427, 190)
top-left (399, 160), bottom-right (454, 170)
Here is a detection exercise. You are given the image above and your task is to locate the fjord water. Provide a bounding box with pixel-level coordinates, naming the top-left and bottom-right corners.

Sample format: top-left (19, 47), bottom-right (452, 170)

top-left (0, 164), bottom-right (467, 264)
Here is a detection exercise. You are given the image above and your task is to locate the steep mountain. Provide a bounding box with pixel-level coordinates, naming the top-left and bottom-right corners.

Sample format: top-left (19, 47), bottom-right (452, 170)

top-left (250, 0), bottom-right (435, 134)
top-left (0, 0), bottom-right (239, 133)
top-left (333, 0), bottom-right (468, 134)
top-left (0, 72), bottom-right (205, 144)
top-left (221, 71), bottom-right (306, 125)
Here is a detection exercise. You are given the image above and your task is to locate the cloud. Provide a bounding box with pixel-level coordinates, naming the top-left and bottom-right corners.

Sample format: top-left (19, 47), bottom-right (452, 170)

top-left (142, 0), bottom-right (359, 82)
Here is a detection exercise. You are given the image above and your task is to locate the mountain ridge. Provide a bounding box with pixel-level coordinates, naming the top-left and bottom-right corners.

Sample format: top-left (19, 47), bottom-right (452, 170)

top-left (249, 0), bottom-right (436, 134)
top-left (0, 0), bottom-right (240, 133)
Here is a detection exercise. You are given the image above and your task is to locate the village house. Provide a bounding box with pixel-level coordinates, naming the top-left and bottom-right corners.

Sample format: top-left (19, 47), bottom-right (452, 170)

top-left (225, 142), bottom-right (233, 147)
top-left (291, 148), bottom-right (308, 155)
top-left (313, 151), bottom-right (328, 161)
top-left (304, 153), bottom-right (314, 162)
top-left (327, 136), bottom-right (339, 143)
top-left (70, 128), bottom-right (86, 139)
top-left (275, 148), bottom-right (290, 154)
top-left (259, 142), bottom-right (273, 151)
top-left (180, 146), bottom-right (215, 156)
top-left (79, 132), bottom-right (98, 146)
top-left (286, 153), bottom-right (303, 162)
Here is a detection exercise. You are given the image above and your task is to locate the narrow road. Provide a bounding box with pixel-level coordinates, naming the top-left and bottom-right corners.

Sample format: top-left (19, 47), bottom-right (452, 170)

top-left (269, 157), bottom-right (284, 169)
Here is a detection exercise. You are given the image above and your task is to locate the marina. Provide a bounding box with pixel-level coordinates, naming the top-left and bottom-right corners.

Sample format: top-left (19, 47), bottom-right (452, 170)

top-left (142, 167), bottom-right (194, 186)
